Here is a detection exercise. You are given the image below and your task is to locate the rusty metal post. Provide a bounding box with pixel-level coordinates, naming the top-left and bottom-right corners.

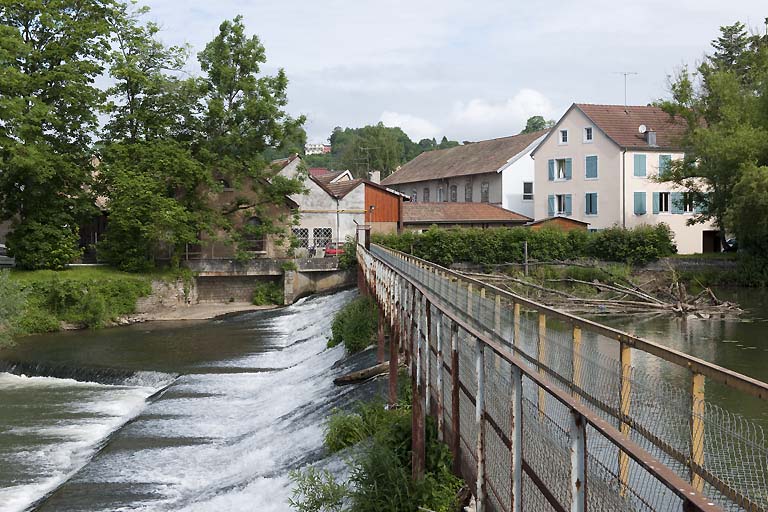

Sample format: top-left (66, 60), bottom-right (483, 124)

top-left (511, 364), bottom-right (523, 512)
top-left (538, 313), bottom-right (547, 418)
top-left (569, 409), bottom-right (587, 512)
top-left (619, 342), bottom-right (632, 496)
top-left (377, 310), bottom-right (385, 364)
top-left (451, 323), bottom-right (461, 475)
top-left (389, 328), bottom-right (399, 406)
top-left (691, 372), bottom-right (705, 492)
top-left (436, 311), bottom-right (444, 441)
top-left (475, 339), bottom-right (486, 512)
top-left (412, 292), bottom-right (426, 481)
top-left (425, 299), bottom-right (432, 413)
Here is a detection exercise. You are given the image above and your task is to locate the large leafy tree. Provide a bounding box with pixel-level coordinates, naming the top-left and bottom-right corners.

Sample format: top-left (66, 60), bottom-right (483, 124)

top-left (521, 115), bottom-right (554, 134)
top-left (659, 20), bottom-right (768, 250)
top-left (97, 6), bottom-right (211, 271)
top-left (0, 1), bottom-right (118, 268)
top-left (197, 15), bottom-right (306, 256)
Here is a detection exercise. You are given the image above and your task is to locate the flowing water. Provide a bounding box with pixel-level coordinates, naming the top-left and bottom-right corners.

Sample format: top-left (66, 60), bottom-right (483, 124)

top-left (0, 290), bottom-right (369, 512)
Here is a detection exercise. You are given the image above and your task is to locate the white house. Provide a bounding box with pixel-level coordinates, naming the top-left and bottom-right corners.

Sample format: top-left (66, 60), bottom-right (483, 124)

top-left (380, 130), bottom-right (548, 218)
top-left (531, 104), bottom-right (720, 254)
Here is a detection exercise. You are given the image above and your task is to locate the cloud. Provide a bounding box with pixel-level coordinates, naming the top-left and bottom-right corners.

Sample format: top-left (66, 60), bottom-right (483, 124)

top-left (379, 111), bottom-right (441, 142)
top-left (447, 89), bottom-right (557, 140)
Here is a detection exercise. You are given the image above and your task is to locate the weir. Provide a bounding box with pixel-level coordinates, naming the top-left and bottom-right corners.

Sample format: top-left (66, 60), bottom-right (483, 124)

top-left (357, 242), bottom-right (768, 512)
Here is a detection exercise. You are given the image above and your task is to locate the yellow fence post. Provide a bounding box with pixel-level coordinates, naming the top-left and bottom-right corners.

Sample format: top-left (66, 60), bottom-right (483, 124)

top-left (619, 342), bottom-right (632, 497)
top-left (691, 372), bottom-right (705, 492)
top-left (513, 302), bottom-right (520, 348)
top-left (572, 325), bottom-right (582, 401)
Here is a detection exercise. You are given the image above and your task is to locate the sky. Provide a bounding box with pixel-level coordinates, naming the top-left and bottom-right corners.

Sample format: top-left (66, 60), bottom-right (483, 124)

top-left (142, 0), bottom-right (767, 144)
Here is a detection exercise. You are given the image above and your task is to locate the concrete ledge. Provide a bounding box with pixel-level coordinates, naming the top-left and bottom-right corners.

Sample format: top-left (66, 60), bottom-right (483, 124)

top-left (185, 258), bottom-right (340, 276)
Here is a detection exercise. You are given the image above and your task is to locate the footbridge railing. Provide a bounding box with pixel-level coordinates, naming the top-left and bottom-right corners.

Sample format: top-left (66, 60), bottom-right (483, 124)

top-left (357, 243), bottom-right (768, 512)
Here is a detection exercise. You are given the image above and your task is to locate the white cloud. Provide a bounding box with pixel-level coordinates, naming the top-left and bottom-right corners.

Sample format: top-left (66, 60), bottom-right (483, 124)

top-left (379, 111), bottom-right (441, 142)
top-left (447, 89), bottom-right (557, 140)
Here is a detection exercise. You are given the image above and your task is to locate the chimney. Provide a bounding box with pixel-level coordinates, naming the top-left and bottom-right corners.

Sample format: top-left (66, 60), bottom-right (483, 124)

top-left (645, 129), bottom-right (657, 147)
top-left (369, 170), bottom-right (381, 184)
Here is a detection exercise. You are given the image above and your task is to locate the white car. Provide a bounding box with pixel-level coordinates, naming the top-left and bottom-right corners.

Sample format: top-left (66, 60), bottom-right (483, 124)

top-left (0, 244), bottom-right (15, 268)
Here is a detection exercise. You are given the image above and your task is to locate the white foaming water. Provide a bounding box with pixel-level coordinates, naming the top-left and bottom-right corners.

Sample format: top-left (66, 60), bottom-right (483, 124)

top-left (69, 290), bottom-right (358, 511)
top-left (0, 374), bottom-right (159, 512)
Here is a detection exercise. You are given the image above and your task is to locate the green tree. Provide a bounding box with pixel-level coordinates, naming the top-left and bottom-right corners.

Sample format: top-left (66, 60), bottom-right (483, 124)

top-left (659, 20), bottom-right (768, 245)
top-left (521, 115), bottom-right (554, 134)
top-left (98, 7), bottom-right (210, 271)
top-left (0, 1), bottom-right (119, 268)
top-left (197, 16), bottom-right (306, 256)
top-left (727, 164), bottom-right (768, 255)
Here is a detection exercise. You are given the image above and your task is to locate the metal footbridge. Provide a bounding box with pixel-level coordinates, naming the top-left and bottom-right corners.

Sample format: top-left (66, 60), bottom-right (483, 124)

top-left (357, 242), bottom-right (768, 512)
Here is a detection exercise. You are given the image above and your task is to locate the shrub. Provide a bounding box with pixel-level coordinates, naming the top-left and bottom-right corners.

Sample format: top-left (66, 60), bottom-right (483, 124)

top-left (0, 271), bottom-right (26, 345)
top-left (328, 297), bottom-right (378, 353)
top-left (337, 237), bottom-right (358, 270)
top-left (252, 281), bottom-right (284, 306)
top-left (324, 409), bottom-right (366, 453)
top-left (585, 223), bottom-right (676, 265)
top-left (289, 467), bottom-right (348, 512)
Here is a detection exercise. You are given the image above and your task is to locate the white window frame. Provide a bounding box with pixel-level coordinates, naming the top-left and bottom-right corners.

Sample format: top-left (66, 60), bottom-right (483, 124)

top-left (522, 181), bottom-right (534, 201)
top-left (559, 129), bottom-right (569, 145)
top-left (658, 192), bottom-right (670, 214)
top-left (556, 158), bottom-right (567, 180)
top-left (585, 192), bottom-right (598, 216)
top-left (683, 192), bottom-right (694, 213)
top-left (583, 126), bottom-right (594, 143)
top-left (556, 194), bottom-right (567, 215)
top-left (584, 154), bottom-right (598, 180)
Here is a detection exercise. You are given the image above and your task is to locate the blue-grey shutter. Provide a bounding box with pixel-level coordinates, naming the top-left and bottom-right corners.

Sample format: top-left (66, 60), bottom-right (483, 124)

top-left (565, 194), bottom-right (572, 215)
top-left (694, 193), bottom-right (706, 213)
top-left (585, 193), bottom-right (590, 214)
top-left (634, 154), bottom-right (646, 177)
top-left (548, 159), bottom-right (555, 181)
top-left (671, 192), bottom-right (684, 214)
top-left (592, 193), bottom-right (598, 214)
top-left (652, 192), bottom-right (660, 214)
top-left (659, 155), bottom-right (671, 177)
top-left (585, 156), bottom-right (598, 179)
top-left (634, 192), bottom-right (646, 215)
top-left (547, 194), bottom-right (555, 216)
top-left (565, 158), bottom-right (573, 180)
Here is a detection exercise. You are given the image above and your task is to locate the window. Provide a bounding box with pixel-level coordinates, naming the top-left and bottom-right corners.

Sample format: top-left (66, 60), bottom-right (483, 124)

top-left (547, 194), bottom-right (572, 216)
top-left (659, 154), bottom-right (672, 177)
top-left (423, 187), bottom-right (430, 202)
top-left (657, 192), bottom-right (670, 213)
top-left (437, 187), bottom-right (444, 202)
top-left (556, 158), bottom-right (572, 180)
top-left (411, 189), bottom-right (417, 202)
top-left (634, 154), bottom-right (647, 177)
top-left (583, 127), bottom-right (593, 142)
top-left (292, 227), bottom-right (309, 249)
top-left (683, 192), bottom-right (694, 213)
top-left (585, 155), bottom-right (598, 179)
top-left (585, 192), bottom-right (598, 215)
top-left (559, 129), bottom-right (568, 144)
top-left (522, 182), bottom-right (533, 201)
top-left (313, 227), bottom-right (332, 248)
top-left (480, 182), bottom-right (490, 203)
top-left (465, 182), bottom-right (473, 202)
top-left (449, 185), bottom-right (457, 202)
top-left (634, 192), bottom-right (647, 215)
top-left (244, 217), bottom-right (266, 252)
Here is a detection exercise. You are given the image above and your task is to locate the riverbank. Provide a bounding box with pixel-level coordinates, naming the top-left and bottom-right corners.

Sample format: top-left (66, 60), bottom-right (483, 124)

top-left (116, 302), bottom-right (278, 324)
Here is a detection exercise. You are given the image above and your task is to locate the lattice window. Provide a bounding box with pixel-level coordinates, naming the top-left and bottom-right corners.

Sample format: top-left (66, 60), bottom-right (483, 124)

top-left (244, 218), bottom-right (265, 252)
top-left (292, 228), bottom-right (309, 248)
top-left (313, 227), bottom-right (332, 248)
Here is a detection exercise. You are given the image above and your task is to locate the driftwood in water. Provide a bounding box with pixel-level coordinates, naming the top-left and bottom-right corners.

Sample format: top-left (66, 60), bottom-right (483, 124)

top-left (334, 362), bottom-right (390, 386)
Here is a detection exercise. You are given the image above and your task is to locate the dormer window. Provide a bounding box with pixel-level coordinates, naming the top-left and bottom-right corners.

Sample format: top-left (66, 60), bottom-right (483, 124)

top-left (559, 129), bottom-right (569, 144)
top-left (583, 127), bottom-right (593, 142)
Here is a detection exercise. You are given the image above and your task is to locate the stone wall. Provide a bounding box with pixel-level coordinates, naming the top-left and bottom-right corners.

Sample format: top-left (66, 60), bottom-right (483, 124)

top-left (134, 278), bottom-right (197, 315)
top-left (284, 268), bottom-right (357, 304)
top-left (196, 275), bottom-right (282, 303)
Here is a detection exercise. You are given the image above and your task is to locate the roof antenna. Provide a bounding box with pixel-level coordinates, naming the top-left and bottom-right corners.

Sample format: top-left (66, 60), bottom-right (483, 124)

top-left (613, 71), bottom-right (638, 106)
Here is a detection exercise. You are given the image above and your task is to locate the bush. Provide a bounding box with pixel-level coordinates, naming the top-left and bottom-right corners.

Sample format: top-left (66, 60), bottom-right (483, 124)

top-left (289, 467), bottom-right (348, 512)
top-left (324, 409), bottom-right (367, 453)
top-left (373, 224), bottom-right (677, 267)
top-left (338, 237), bottom-right (358, 270)
top-left (0, 271), bottom-right (26, 345)
top-left (328, 297), bottom-right (378, 353)
top-left (252, 280), bottom-right (284, 306)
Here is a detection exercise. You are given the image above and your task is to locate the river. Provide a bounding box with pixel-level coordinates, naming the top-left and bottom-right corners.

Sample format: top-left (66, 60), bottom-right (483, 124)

top-left (0, 287), bottom-right (766, 511)
top-left (0, 290), bottom-right (370, 512)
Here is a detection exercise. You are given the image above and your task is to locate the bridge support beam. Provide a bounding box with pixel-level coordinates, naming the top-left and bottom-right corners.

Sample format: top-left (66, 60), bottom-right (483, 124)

top-left (475, 340), bottom-right (486, 512)
top-left (436, 311), bottom-right (444, 441)
top-left (451, 323), bottom-right (461, 476)
top-left (411, 292), bottom-right (426, 481)
top-left (569, 409), bottom-right (587, 512)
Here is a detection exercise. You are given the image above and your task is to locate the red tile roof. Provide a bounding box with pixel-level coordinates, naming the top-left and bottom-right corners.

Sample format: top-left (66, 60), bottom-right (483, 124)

top-left (308, 167), bottom-right (331, 177)
top-left (381, 130), bottom-right (548, 186)
top-left (575, 104), bottom-right (687, 151)
top-left (402, 202), bottom-right (531, 224)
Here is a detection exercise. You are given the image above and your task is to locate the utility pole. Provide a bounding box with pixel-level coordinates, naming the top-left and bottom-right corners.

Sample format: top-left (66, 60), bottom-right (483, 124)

top-left (613, 71), bottom-right (638, 106)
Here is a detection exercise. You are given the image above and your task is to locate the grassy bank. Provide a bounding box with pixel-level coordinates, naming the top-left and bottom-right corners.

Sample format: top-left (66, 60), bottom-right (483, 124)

top-left (1, 266), bottom-right (157, 342)
top-left (327, 296), bottom-right (378, 353)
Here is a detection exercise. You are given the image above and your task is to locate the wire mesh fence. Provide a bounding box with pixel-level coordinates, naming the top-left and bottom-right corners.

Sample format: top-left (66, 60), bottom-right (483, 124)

top-left (363, 244), bottom-right (768, 512)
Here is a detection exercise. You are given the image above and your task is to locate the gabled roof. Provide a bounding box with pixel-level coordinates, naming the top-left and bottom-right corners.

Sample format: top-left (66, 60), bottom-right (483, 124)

top-left (526, 216), bottom-right (590, 227)
top-left (532, 104), bottom-right (687, 156)
top-left (308, 167), bottom-right (331, 177)
top-left (381, 130), bottom-right (549, 186)
top-left (402, 202), bottom-right (531, 224)
top-left (309, 175), bottom-right (405, 201)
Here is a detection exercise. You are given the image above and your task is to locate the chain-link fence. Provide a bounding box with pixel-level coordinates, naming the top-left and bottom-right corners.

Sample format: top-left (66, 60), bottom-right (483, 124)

top-left (361, 244), bottom-right (768, 512)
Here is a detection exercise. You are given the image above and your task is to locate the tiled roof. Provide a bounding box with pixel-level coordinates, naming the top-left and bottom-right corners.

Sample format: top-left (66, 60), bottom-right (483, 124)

top-left (381, 130), bottom-right (549, 186)
top-left (402, 202), bottom-right (531, 224)
top-left (313, 171), bottom-right (346, 185)
top-left (575, 104), bottom-right (687, 151)
top-left (308, 167), bottom-right (331, 177)
top-left (527, 216), bottom-right (590, 226)
top-left (323, 178), bottom-right (363, 199)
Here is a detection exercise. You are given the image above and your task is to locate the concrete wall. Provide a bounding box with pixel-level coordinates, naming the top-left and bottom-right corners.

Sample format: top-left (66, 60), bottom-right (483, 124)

top-left (284, 268), bottom-right (356, 304)
top-left (196, 275), bottom-right (282, 303)
top-left (500, 136), bottom-right (544, 217)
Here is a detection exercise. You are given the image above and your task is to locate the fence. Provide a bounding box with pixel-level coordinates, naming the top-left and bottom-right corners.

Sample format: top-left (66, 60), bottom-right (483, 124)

top-left (358, 243), bottom-right (768, 512)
